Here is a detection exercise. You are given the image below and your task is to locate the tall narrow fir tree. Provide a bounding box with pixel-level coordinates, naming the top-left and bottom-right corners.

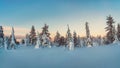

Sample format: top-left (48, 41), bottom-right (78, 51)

top-left (105, 15), bottom-right (115, 44)
top-left (0, 26), bottom-right (4, 47)
top-left (85, 22), bottom-right (92, 47)
top-left (29, 25), bottom-right (36, 45)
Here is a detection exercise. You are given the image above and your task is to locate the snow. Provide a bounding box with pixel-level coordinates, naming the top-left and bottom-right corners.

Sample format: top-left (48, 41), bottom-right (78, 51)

top-left (68, 42), bottom-right (74, 50)
top-left (35, 33), bottom-right (41, 49)
top-left (4, 37), bottom-right (8, 50)
top-left (0, 44), bottom-right (120, 68)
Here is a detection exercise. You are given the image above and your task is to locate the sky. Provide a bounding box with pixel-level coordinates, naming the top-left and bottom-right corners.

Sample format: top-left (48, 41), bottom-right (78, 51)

top-left (0, 0), bottom-right (120, 40)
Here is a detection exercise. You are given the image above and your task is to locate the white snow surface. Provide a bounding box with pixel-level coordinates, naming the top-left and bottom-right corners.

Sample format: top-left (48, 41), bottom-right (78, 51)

top-left (0, 44), bottom-right (120, 68)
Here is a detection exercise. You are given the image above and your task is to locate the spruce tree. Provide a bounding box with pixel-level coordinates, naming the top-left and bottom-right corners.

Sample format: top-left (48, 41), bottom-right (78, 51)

top-left (86, 22), bottom-right (90, 38)
top-left (73, 31), bottom-right (78, 47)
top-left (105, 15), bottom-right (115, 43)
top-left (59, 36), bottom-right (66, 46)
top-left (0, 26), bottom-right (4, 46)
top-left (29, 25), bottom-right (36, 45)
top-left (40, 24), bottom-right (51, 47)
top-left (85, 22), bottom-right (92, 47)
top-left (0, 26), bottom-right (4, 38)
top-left (41, 24), bottom-right (50, 38)
top-left (77, 35), bottom-right (81, 47)
top-left (54, 31), bottom-right (61, 46)
top-left (117, 23), bottom-right (120, 41)
top-left (66, 25), bottom-right (74, 50)
top-left (66, 25), bottom-right (72, 45)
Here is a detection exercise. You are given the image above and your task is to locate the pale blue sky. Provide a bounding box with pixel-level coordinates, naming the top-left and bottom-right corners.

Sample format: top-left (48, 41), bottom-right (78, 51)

top-left (0, 0), bottom-right (120, 37)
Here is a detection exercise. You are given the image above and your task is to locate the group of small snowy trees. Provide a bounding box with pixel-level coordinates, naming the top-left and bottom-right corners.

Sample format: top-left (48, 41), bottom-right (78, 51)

top-left (105, 15), bottom-right (120, 44)
top-left (20, 15), bottom-right (120, 50)
top-left (0, 27), bottom-right (17, 50)
top-left (53, 24), bottom-right (91, 50)
top-left (1, 15), bottom-right (120, 50)
top-left (21, 24), bottom-right (82, 50)
top-left (23, 24), bottom-right (51, 48)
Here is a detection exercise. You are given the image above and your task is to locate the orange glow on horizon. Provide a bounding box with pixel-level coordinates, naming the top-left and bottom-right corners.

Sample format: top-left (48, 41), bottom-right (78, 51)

top-left (3, 25), bottom-right (106, 42)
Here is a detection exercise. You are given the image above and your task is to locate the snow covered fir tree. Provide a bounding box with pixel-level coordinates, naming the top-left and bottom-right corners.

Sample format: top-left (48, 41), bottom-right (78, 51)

top-left (8, 27), bottom-right (17, 49)
top-left (40, 24), bottom-right (51, 48)
top-left (85, 22), bottom-right (92, 47)
top-left (35, 32), bottom-right (41, 49)
top-left (66, 25), bottom-right (74, 50)
top-left (29, 25), bottom-right (36, 45)
top-left (0, 27), bottom-right (19, 50)
top-left (113, 25), bottom-right (119, 44)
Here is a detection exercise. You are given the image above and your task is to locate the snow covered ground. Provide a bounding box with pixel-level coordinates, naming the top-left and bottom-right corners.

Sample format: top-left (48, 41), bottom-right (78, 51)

top-left (0, 44), bottom-right (120, 68)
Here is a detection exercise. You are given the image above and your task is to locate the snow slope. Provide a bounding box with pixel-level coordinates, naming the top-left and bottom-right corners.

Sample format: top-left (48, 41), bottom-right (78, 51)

top-left (0, 44), bottom-right (120, 68)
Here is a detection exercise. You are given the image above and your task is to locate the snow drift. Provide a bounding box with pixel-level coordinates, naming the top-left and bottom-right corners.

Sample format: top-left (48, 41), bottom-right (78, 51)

top-left (0, 44), bottom-right (120, 68)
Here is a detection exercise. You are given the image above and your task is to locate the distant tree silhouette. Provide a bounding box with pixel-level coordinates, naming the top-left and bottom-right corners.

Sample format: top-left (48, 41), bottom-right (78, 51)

top-left (73, 31), bottom-right (78, 47)
top-left (0, 26), bottom-right (4, 46)
top-left (54, 31), bottom-right (61, 46)
top-left (117, 23), bottom-right (120, 41)
top-left (29, 25), bottom-right (36, 45)
top-left (59, 36), bottom-right (66, 46)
